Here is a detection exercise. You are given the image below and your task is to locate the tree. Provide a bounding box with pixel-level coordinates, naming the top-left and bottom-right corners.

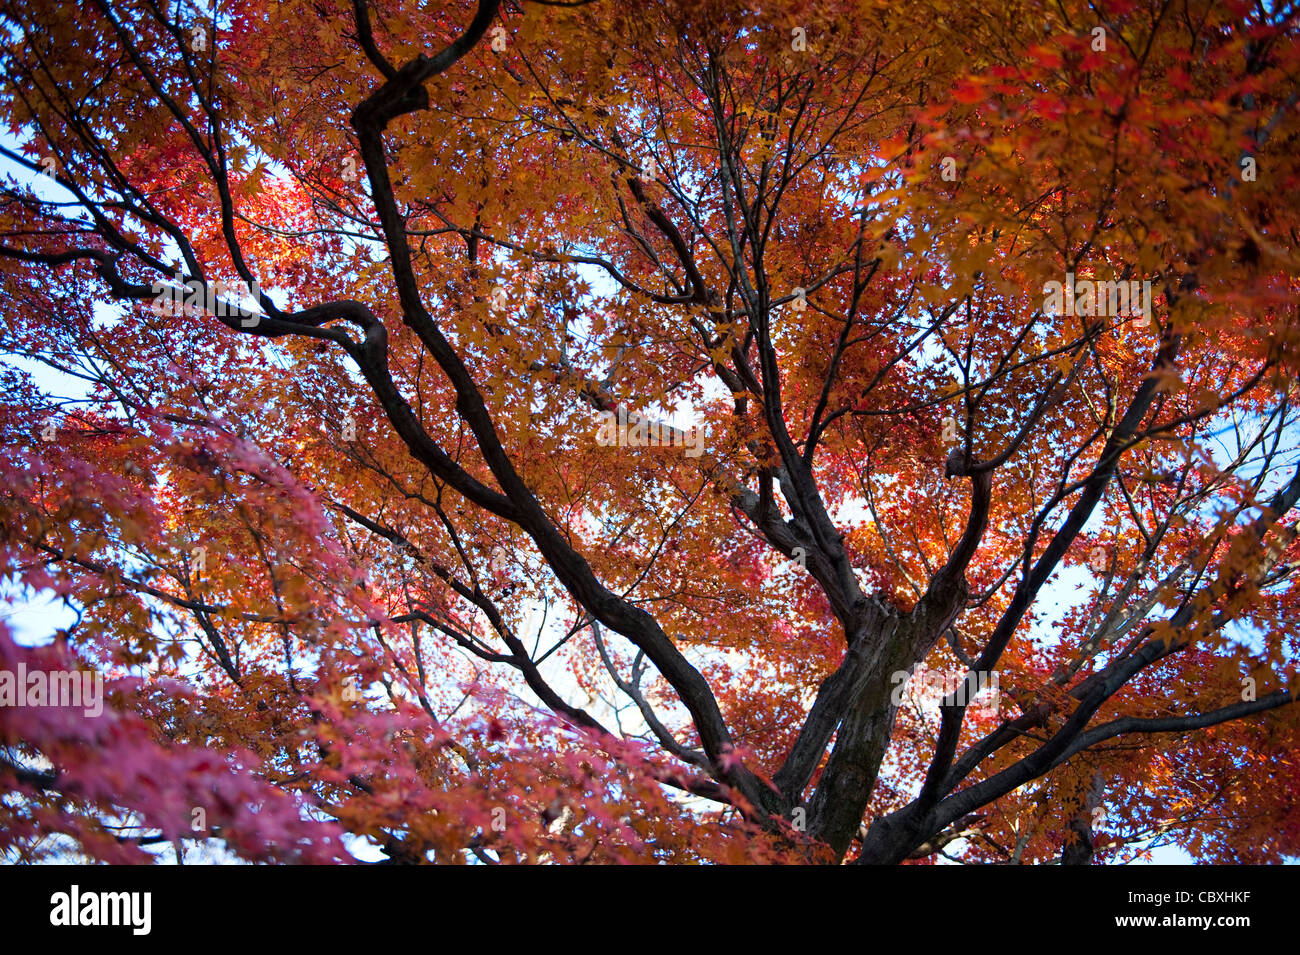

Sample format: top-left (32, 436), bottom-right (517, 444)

top-left (1, 0), bottom-right (1299, 865)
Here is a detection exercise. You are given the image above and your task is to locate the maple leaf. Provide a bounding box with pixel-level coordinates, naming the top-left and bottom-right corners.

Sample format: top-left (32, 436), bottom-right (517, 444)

top-left (0, 0), bottom-right (1298, 869)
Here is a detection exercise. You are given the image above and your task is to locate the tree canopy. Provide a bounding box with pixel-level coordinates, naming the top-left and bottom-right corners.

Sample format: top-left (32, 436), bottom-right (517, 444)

top-left (2, 0), bottom-right (1300, 864)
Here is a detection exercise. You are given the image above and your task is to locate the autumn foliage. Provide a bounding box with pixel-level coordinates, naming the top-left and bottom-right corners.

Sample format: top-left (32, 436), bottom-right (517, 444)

top-left (1, 0), bottom-right (1300, 864)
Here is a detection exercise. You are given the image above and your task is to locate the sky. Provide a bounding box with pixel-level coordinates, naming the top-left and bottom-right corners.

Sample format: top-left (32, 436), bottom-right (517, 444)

top-left (5, 119), bottom-right (1278, 868)
top-left (0, 346), bottom-right (1201, 864)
